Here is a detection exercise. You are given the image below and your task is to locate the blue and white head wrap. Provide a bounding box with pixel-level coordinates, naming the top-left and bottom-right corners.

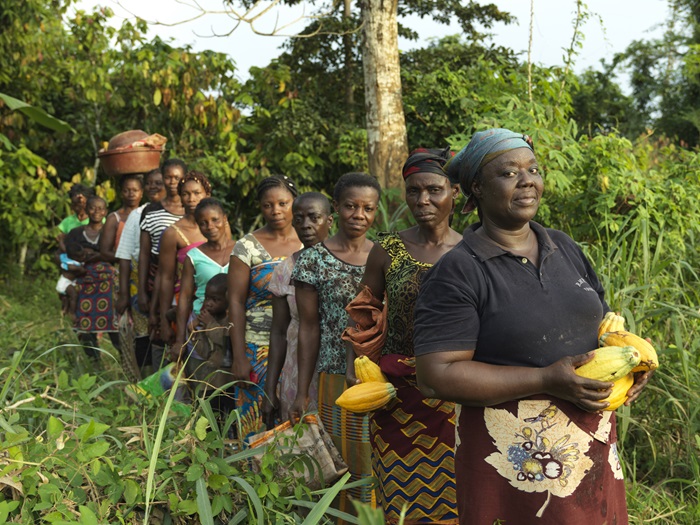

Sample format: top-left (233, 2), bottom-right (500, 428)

top-left (444, 128), bottom-right (534, 213)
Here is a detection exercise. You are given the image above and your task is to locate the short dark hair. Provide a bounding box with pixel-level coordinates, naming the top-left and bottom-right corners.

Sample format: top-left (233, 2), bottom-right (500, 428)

top-left (333, 172), bottom-right (381, 202)
top-left (256, 174), bottom-right (298, 201)
top-left (68, 183), bottom-right (94, 200)
top-left (162, 158), bottom-right (187, 175)
top-left (119, 174), bottom-right (144, 190)
top-left (65, 237), bottom-right (83, 260)
top-left (178, 170), bottom-right (212, 196)
top-left (194, 197), bottom-right (226, 221)
top-left (206, 273), bottom-right (228, 295)
top-left (144, 168), bottom-right (162, 183)
top-left (86, 195), bottom-right (106, 208)
top-left (293, 192), bottom-right (331, 215)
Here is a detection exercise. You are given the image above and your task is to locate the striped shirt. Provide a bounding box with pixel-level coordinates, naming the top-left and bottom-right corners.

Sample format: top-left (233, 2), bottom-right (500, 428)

top-left (139, 202), bottom-right (183, 256)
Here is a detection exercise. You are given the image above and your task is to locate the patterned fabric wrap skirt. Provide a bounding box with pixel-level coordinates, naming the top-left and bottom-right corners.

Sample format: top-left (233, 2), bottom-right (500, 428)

top-left (235, 340), bottom-right (269, 440)
top-left (370, 355), bottom-right (458, 524)
top-left (128, 258), bottom-right (149, 337)
top-left (318, 372), bottom-right (375, 515)
top-left (454, 396), bottom-right (628, 525)
top-left (74, 262), bottom-right (117, 333)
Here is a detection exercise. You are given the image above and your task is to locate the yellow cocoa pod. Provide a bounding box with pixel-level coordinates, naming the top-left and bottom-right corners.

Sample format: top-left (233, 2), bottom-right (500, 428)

top-left (603, 372), bottom-right (634, 411)
top-left (599, 330), bottom-right (659, 372)
top-left (597, 311), bottom-right (626, 339)
top-left (354, 356), bottom-right (388, 383)
top-left (575, 346), bottom-right (640, 382)
top-left (336, 382), bottom-right (396, 413)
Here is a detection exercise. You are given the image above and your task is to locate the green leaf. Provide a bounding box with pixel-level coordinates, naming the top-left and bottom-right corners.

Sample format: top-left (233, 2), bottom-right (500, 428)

top-left (301, 472), bottom-right (351, 525)
top-left (75, 421), bottom-right (109, 442)
top-left (186, 463), bottom-right (204, 482)
top-left (230, 477), bottom-right (264, 525)
top-left (58, 370), bottom-right (69, 389)
top-left (83, 440), bottom-right (110, 459)
top-left (178, 499), bottom-right (198, 515)
top-left (0, 500), bottom-right (20, 522)
top-left (0, 92), bottom-right (74, 133)
top-left (195, 477), bottom-right (215, 525)
top-left (47, 416), bottom-right (65, 439)
top-left (195, 416), bottom-right (209, 441)
top-left (124, 479), bottom-right (140, 505)
top-left (79, 505), bottom-right (98, 525)
top-left (0, 133), bottom-right (13, 151)
top-left (207, 474), bottom-right (228, 490)
top-left (153, 88), bottom-right (162, 106)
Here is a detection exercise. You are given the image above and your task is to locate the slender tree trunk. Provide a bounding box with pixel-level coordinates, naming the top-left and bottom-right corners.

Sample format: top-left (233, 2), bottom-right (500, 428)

top-left (19, 243), bottom-right (28, 275)
top-left (360, 0), bottom-right (408, 189)
top-left (343, 0), bottom-right (355, 122)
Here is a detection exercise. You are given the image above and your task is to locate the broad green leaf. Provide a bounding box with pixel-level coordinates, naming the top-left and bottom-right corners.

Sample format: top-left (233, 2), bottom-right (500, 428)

top-left (78, 505), bottom-right (98, 525)
top-left (195, 416), bottom-right (209, 441)
top-left (153, 88), bottom-right (162, 106)
top-left (47, 416), bottom-right (64, 439)
top-left (84, 440), bottom-right (110, 459)
top-left (186, 463), bottom-right (204, 482)
top-left (124, 479), bottom-right (140, 505)
top-left (195, 477), bottom-right (215, 525)
top-left (75, 421), bottom-right (109, 442)
top-left (0, 92), bottom-right (74, 133)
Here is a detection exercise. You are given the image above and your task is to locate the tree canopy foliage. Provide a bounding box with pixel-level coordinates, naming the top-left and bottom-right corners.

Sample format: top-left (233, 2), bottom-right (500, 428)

top-left (0, 0), bottom-right (699, 270)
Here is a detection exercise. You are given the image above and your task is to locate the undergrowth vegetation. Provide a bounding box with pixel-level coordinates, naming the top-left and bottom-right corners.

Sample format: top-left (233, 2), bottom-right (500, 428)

top-left (0, 274), bottom-right (369, 524)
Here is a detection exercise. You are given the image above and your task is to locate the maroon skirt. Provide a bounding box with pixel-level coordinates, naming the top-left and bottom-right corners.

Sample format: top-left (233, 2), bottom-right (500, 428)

top-left (455, 396), bottom-right (628, 525)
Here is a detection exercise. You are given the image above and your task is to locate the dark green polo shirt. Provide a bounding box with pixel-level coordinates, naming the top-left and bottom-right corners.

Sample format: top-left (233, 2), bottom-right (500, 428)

top-left (414, 221), bottom-right (609, 368)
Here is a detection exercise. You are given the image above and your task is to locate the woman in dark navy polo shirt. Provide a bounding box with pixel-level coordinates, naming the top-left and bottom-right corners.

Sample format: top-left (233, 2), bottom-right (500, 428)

top-left (413, 129), bottom-right (652, 525)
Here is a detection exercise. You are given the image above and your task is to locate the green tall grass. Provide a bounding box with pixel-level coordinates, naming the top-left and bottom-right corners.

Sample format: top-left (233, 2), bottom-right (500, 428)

top-left (1, 199), bottom-right (699, 524)
top-left (0, 271), bottom-right (368, 524)
top-left (580, 216), bottom-right (700, 524)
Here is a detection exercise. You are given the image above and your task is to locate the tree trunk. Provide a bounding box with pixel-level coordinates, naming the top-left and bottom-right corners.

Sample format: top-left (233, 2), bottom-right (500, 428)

top-left (360, 0), bottom-right (408, 189)
top-left (343, 0), bottom-right (355, 122)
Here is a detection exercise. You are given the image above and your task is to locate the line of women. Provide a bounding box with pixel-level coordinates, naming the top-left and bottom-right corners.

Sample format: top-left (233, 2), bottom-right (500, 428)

top-left (68, 126), bottom-right (652, 525)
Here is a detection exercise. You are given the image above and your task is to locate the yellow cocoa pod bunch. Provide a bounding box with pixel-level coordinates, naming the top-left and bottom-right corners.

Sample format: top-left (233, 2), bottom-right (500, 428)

top-left (354, 356), bottom-right (388, 383)
top-left (575, 346), bottom-right (640, 382)
top-left (597, 311), bottom-right (626, 339)
top-left (603, 372), bottom-right (634, 411)
top-left (336, 382), bottom-right (396, 413)
top-left (599, 330), bottom-right (659, 372)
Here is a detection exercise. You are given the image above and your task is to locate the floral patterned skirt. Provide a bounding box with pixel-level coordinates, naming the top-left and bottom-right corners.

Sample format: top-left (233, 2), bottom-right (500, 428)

top-left (455, 396), bottom-right (628, 525)
top-left (74, 262), bottom-right (118, 334)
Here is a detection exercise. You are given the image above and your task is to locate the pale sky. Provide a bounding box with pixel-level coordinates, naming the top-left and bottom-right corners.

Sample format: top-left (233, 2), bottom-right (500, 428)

top-left (74, 0), bottom-right (669, 80)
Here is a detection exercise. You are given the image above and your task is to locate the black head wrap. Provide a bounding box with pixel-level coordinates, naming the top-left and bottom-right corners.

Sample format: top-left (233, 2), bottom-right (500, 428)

top-left (402, 147), bottom-right (453, 180)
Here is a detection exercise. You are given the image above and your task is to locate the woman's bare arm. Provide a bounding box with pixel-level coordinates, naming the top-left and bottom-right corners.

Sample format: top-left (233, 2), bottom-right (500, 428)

top-left (137, 230), bottom-right (152, 314)
top-left (99, 213), bottom-right (119, 263)
top-left (416, 349), bottom-right (614, 412)
top-left (158, 227), bottom-right (179, 344)
top-left (228, 255), bottom-right (252, 382)
top-left (263, 294), bottom-right (292, 426)
top-left (288, 283), bottom-right (320, 422)
top-left (172, 257), bottom-right (195, 360)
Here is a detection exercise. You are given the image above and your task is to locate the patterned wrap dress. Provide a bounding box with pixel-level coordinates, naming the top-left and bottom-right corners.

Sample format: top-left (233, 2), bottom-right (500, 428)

top-left (267, 256), bottom-right (319, 418)
top-left (292, 242), bottom-right (374, 512)
top-left (66, 226), bottom-right (118, 334)
top-left (370, 232), bottom-right (458, 524)
top-left (232, 233), bottom-right (286, 439)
